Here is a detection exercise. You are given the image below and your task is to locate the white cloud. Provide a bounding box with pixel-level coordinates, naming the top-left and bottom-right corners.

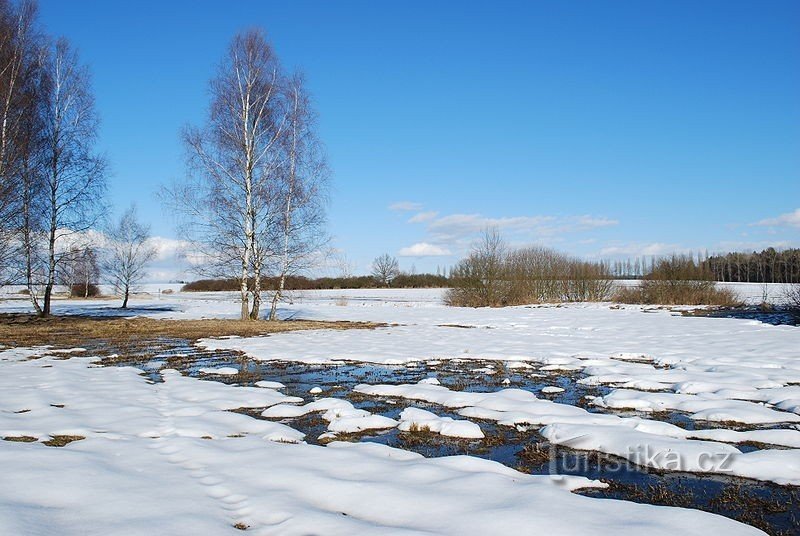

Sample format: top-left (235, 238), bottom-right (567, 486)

top-left (388, 201), bottom-right (423, 212)
top-left (754, 208), bottom-right (800, 228)
top-left (52, 230), bottom-right (204, 283)
top-left (408, 211), bottom-right (438, 223)
top-left (597, 242), bottom-right (683, 258)
top-left (398, 242), bottom-right (452, 257)
top-left (712, 239), bottom-right (796, 252)
top-left (427, 214), bottom-right (555, 240)
top-left (576, 215), bottom-right (619, 228)
top-left (595, 238), bottom-right (800, 260)
top-left (417, 212), bottom-right (618, 252)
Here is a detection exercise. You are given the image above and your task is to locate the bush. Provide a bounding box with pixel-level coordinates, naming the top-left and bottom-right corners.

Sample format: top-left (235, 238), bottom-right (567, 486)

top-left (445, 229), bottom-right (508, 307)
top-left (445, 232), bottom-right (614, 307)
top-left (614, 280), bottom-right (739, 306)
top-left (613, 255), bottom-right (740, 306)
top-left (70, 283), bottom-right (101, 298)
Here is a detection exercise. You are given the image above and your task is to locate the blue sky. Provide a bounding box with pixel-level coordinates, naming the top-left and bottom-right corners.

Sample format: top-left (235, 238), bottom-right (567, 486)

top-left (38, 0), bottom-right (800, 279)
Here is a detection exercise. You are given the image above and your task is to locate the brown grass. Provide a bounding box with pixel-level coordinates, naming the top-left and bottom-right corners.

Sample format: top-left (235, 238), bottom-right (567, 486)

top-left (518, 442), bottom-right (552, 467)
top-left (2, 435), bottom-right (37, 442)
top-left (42, 435), bottom-right (85, 447)
top-left (0, 314), bottom-right (382, 348)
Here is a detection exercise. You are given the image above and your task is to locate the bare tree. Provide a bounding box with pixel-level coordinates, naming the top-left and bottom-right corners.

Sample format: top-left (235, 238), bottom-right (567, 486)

top-left (334, 250), bottom-right (355, 279)
top-left (103, 206), bottom-right (156, 309)
top-left (445, 227), bottom-right (507, 307)
top-left (36, 37), bottom-right (106, 316)
top-left (371, 253), bottom-right (399, 287)
top-left (0, 0), bottom-right (38, 282)
top-left (169, 29), bottom-right (287, 321)
top-left (267, 73), bottom-right (328, 320)
top-left (785, 283), bottom-right (800, 312)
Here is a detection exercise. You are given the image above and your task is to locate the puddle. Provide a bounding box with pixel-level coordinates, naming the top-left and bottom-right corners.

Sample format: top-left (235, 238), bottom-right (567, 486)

top-left (102, 339), bottom-right (798, 535)
top-left (686, 307), bottom-right (800, 327)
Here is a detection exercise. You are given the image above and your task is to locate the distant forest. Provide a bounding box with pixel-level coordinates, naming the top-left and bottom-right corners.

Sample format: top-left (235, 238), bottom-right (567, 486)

top-left (609, 248), bottom-right (800, 284)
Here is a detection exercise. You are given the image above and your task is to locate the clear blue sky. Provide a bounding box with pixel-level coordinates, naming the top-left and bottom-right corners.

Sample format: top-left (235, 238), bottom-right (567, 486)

top-left (38, 0), bottom-right (800, 278)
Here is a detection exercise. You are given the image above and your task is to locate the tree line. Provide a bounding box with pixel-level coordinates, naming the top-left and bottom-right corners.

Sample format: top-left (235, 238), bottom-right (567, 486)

top-left (182, 272), bottom-right (450, 292)
top-left (605, 248), bottom-right (800, 284)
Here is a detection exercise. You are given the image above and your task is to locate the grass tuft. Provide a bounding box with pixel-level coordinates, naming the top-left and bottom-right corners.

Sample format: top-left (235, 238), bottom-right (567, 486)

top-left (42, 435), bottom-right (85, 447)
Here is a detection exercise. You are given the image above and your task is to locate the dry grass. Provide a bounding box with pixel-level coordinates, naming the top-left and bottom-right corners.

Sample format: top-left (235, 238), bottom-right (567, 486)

top-left (518, 442), bottom-right (552, 467)
top-left (42, 435), bottom-right (85, 447)
top-left (0, 314), bottom-right (382, 348)
top-left (2, 435), bottom-right (37, 442)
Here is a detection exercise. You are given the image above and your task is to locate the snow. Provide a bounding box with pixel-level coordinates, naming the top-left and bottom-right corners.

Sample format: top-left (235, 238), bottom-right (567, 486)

top-left (354, 380), bottom-right (800, 485)
top-left (594, 389), bottom-right (800, 424)
top-left (2, 351), bottom-right (763, 534)
top-left (255, 380), bottom-right (285, 389)
top-left (419, 376), bottom-right (441, 385)
top-left (541, 386), bottom-right (565, 394)
top-left (198, 366), bottom-right (239, 376)
top-left (2, 287), bottom-right (797, 533)
top-left (262, 398), bottom-right (398, 434)
top-left (0, 350), bottom-right (305, 443)
top-left (1, 434), bottom-right (763, 535)
top-left (541, 423), bottom-right (800, 486)
top-left (398, 407), bottom-right (485, 439)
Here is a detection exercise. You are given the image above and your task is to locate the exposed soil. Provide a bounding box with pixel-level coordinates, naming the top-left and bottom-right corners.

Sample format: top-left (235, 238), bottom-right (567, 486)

top-left (2, 436), bottom-right (37, 442)
top-left (42, 435), bottom-right (85, 447)
top-left (0, 313), bottom-right (381, 348)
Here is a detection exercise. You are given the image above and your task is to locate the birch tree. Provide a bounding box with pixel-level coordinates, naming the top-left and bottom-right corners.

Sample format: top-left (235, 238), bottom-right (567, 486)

top-left (37, 37), bottom-right (106, 316)
top-left (174, 30), bottom-right (287, 321)
top-left (0, 0), bottom-right (38, 281)
top-left (267, 73), bottom-right (328, 320)
top-left (104, 206), bottom-right (156, 308)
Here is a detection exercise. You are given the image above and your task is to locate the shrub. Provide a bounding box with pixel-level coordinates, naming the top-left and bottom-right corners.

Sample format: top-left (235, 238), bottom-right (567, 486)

top-left (614, 255), bottom-right (740, 306)
top-left (445, 231), bottom-right (614, 307)
top-left (614, 280), bottom-right (739, 306)
top-left (70, 283), bottom-right (101, 298)
top-left (445, 229), bottom-right (508, 307)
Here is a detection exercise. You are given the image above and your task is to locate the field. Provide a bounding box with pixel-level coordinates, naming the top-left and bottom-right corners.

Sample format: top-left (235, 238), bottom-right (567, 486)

top-left (1, 285), bottom-right (798, 535)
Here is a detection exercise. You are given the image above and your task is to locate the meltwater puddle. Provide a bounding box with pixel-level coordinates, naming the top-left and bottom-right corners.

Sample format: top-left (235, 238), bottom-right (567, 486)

top-left (103, 340), bottom-right (798, 535)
